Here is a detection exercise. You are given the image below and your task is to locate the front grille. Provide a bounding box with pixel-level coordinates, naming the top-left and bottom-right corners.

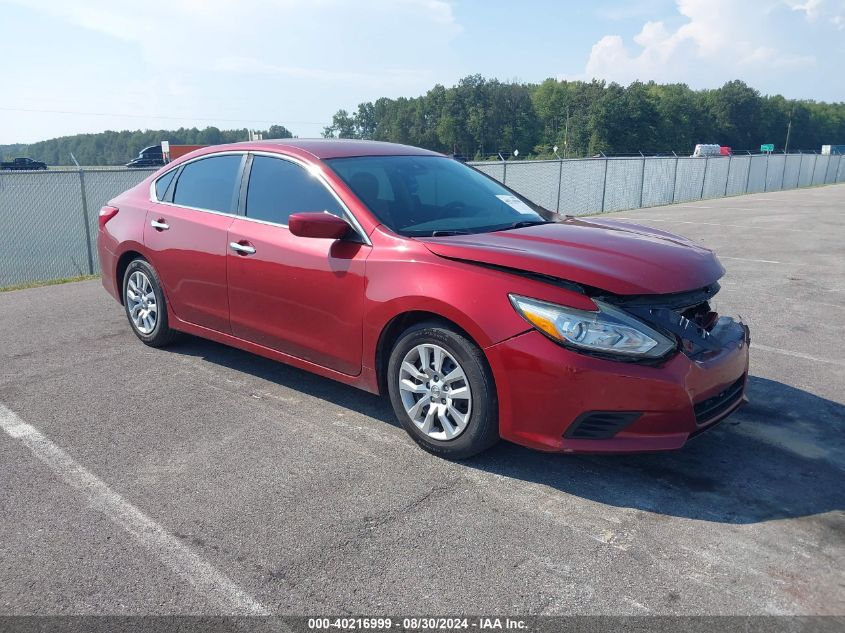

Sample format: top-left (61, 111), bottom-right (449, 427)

top-left (564, 411), bottom-right (642, 439)
top-left (693, 377), bottom-right (745, 425)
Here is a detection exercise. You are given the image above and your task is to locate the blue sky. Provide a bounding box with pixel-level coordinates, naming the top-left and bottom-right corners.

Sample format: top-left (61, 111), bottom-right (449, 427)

top-left (2, 0), bottom-right (844, 144)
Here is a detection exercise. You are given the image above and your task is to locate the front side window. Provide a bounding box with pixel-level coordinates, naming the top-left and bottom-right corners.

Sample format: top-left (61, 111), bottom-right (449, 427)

top-left (326, 155), bottom-right (547, 237)
top-left (154, 169), bottom-right (176, 201)
top-left (172, 155), bottom-right (243, 213)
top-left (245, 156), bottom-right (344, 225)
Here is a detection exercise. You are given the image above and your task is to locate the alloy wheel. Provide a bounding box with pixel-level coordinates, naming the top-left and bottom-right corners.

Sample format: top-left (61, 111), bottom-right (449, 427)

top-left (398, 343), bottom-right (472, 441)
top-left (126, 271), bottom-right (157, 335)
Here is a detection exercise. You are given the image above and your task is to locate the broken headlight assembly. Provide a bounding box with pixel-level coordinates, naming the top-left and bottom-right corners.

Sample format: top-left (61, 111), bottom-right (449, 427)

top-left (509, 294), bottom-right (676, 360)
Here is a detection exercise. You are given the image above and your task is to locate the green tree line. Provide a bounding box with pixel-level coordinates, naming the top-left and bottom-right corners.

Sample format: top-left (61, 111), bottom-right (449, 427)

top-left (0, 125), bottom-right (292, 166)
top-left (323, 76), bottom-right (845, 158)
top-left (3, 77), bottom-right (843, 165)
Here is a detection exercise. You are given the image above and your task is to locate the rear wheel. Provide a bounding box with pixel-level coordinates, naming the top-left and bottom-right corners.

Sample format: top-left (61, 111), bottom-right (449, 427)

top-left (387, 322), bottom-right (498, 459)
top-left (122, 259), bottom-right (174, 347)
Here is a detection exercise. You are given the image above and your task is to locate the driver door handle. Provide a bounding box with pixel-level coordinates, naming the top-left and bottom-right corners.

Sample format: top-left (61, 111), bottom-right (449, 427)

top-left (229, 241), bottom-right (256, 255)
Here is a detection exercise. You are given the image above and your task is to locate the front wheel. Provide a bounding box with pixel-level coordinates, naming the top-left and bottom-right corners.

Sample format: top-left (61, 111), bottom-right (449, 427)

top-left (387, 322), bottom-right (498, 459)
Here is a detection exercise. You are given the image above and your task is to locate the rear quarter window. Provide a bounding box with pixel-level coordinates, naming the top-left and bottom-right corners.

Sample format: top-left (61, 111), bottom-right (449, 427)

top-left (153, 170), bottom-right (177, 201)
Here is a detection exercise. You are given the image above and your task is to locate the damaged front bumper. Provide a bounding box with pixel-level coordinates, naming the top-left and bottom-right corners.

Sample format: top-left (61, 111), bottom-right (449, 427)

top-left (485, 311), bottom-right (751, 454)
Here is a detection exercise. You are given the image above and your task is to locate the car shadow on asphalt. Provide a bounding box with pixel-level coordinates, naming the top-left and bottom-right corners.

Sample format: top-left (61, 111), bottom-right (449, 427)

top-left (168, 336), bottom-right (843, 524)
top-left (169, 334), bottom-right (402, 428)
top-left (464, 376), bottom-right (845, 524)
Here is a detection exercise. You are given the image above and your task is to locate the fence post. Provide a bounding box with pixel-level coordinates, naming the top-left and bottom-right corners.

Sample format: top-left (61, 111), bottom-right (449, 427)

top-left (781, 151), bottom-right (788, 190)
top-left (671, 155), bottom-right (679, 203)
top-left (556, 158), bottom-right (564, 214)
top-left (812, 153), bottom-right (819, 184)
top-left (600, 156), bottom-right (609, 212)
top-left (797, 152), bottom-right (804, 187)
top-left (78, 169), bottom-right (95, 276)
top-left (744, 153), bottom-right (752, 194)
top-left (699, 155), bottom-right (708, 200)
top-left (724, 155), bottom-right (731, 196)
top-left (763, 153), bottom-right (770, 192)
top-left (638, 154), bottom-right (646, 209)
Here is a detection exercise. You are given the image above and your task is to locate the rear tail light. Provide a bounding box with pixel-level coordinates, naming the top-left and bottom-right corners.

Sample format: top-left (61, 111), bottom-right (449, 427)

top-left (99, 206), bottom-right (119, 230)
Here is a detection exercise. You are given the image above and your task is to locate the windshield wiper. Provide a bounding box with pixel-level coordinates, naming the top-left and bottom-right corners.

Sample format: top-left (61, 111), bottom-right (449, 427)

top-left (430, 229), bottom-right (470, 237)
top-left (494, 220), bottom-right (549, 232)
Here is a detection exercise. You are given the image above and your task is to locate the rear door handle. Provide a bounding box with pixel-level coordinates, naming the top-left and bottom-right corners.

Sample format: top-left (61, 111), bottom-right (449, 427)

top-left (151, 219), bottom-right (169, 231)
top-left (229, 241), bottom-right (256, 255)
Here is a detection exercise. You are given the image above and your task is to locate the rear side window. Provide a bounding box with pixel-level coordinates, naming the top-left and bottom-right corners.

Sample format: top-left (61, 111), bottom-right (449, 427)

top-left (154, 170), bottom-right (176, 201)
top-left (172, 155), bottom-right (243, 213)
top-left (246, 156), bottom-right (343, 225)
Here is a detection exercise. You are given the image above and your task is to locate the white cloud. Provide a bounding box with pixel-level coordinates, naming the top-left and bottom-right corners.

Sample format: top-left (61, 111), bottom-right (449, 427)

top-left (568, 0), bottom-right (825, 87)
top-left (785, 0), bottom-right (845, 27)
top-left (786, 0), bottom-right (825, 20)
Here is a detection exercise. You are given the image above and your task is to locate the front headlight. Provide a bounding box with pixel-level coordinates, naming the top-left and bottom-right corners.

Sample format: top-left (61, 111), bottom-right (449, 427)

top-left (509, 294), bottom-right (676, 359)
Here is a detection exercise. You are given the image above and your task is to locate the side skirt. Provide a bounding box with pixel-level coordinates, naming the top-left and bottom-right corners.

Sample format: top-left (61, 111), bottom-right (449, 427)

top-left (169, 315), bottom-right (381, 395)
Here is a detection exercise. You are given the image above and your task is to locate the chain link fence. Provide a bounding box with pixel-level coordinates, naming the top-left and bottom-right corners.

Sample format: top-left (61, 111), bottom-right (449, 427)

top-left (0, 168), bottom-right (154, 287)
top-left (470, 152), bottom-right (845, 216)
top-left (1, 153), bottom-right (844, 287)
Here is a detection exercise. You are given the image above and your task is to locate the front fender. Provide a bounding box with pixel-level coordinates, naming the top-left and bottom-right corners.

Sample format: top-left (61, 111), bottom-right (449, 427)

top-left (361, 254), bottom-right (596, 374)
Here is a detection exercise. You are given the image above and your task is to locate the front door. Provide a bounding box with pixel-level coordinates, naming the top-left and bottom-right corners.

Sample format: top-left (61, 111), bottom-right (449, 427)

top-left (226, 155), bottom-right (370, 376)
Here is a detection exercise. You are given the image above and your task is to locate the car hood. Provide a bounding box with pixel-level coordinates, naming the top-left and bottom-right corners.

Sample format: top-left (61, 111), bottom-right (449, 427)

top-left (418, 217), bottom-right (724, 295)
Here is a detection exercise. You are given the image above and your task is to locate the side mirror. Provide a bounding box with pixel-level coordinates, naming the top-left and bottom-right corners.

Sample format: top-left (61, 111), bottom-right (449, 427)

top-left (288, 212), bottom-right (351, 240)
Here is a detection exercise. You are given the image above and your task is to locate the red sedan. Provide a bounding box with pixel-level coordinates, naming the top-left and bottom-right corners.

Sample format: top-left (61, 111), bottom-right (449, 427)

top-left (98, 139), bottom-right (750, 459)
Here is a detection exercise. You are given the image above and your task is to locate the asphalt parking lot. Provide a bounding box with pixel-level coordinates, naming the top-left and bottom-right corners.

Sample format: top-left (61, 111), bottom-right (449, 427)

top-left (1, 184), bottom-right (843, 616)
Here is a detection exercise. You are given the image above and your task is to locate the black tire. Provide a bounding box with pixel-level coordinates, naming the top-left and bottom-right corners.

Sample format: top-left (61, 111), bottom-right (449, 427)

top-left (122, 258), bottom-right (174, 348)
top-left (386, 321), bottom-right (499, 459)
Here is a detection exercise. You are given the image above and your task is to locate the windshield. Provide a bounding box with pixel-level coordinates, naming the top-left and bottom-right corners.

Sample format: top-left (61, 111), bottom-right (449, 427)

top-left (325, 155), bottom-right (548, 237)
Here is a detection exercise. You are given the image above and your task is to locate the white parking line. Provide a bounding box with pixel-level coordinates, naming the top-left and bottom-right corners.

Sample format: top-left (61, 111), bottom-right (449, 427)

top-left (0, 403), bottom-right (270, 616)
top-left (753, 344), bottom-right (845, 367)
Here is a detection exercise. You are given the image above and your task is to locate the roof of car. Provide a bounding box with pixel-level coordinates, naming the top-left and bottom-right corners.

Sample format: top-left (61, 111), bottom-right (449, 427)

top-left (234, 138), bottom-right (443, 160)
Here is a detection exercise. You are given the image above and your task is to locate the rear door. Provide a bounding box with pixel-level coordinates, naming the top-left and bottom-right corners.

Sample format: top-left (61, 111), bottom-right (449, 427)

top-left (226, 154), bottom-right (370, 376)
top-left (144, 153), bottom-right (245, 333)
